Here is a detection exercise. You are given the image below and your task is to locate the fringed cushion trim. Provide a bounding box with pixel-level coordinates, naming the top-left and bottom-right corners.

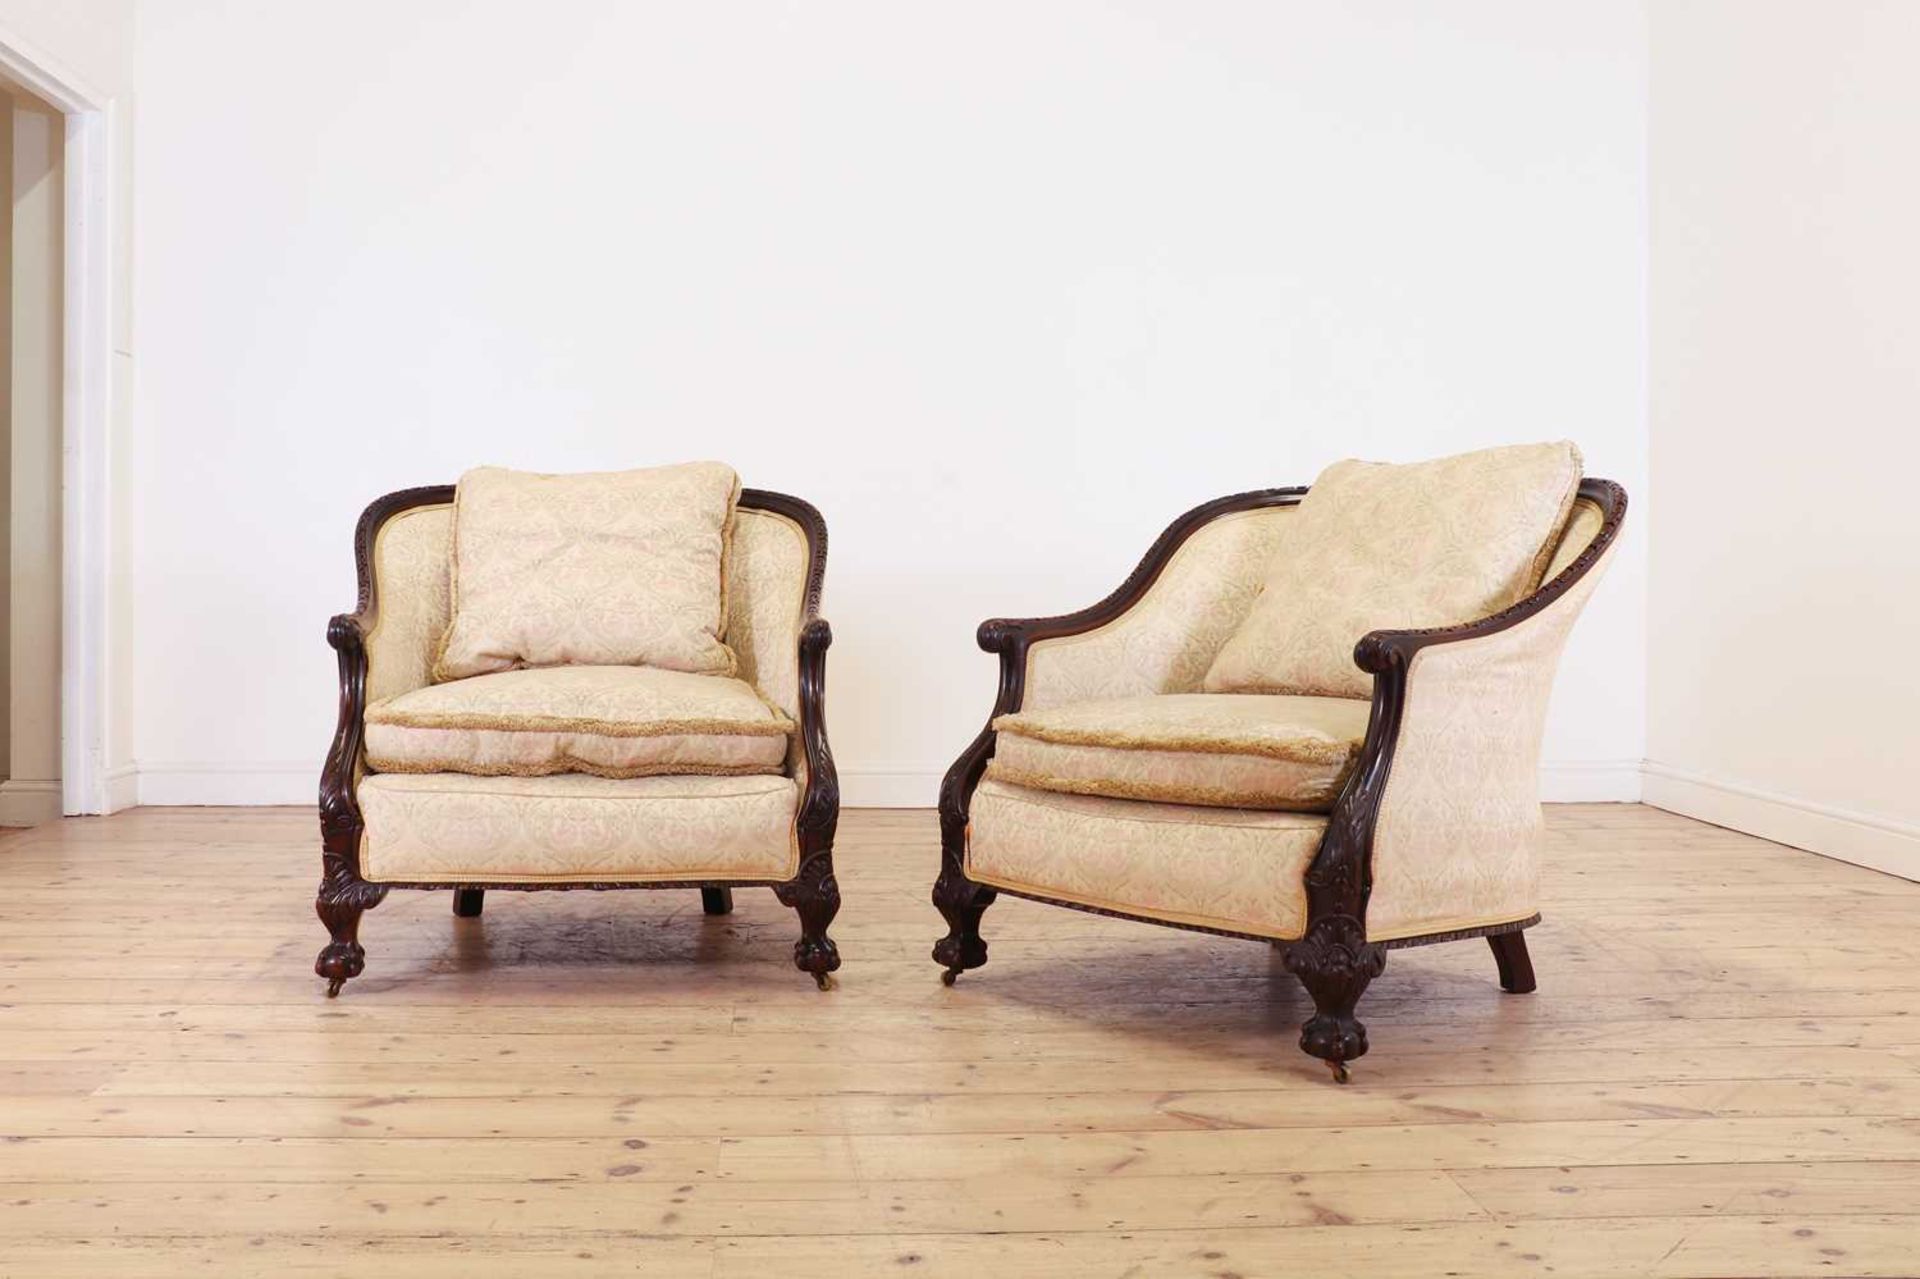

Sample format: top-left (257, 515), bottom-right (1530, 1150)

top-left (364, 706), bottom-right (794, 738)
top-left (990, 715), bottom-right (1356, 766)
top-left (363, 757), bottom-right (784, 781)
top-left (984, 761), bottom-right (1344, 813)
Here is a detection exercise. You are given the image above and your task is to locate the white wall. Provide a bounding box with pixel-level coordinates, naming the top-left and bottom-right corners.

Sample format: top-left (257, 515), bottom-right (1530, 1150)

top-left (128, 2), bottom-right (1648, 805)
top-left (1645, 1), bottom-right (1920, 877)
top-left (0, 0), bottom-right (131, 94)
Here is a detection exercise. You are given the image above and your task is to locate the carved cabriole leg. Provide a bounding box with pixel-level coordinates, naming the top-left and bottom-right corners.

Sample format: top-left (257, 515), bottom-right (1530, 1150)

top-left (1284, 915), bottom-right (1386, 1084)
top-left (931, 810), bottom-right (996, 985)
top-left (452, 888), bottom-right (485, 918)
top-left (1489, 930), bottom-right (1536, 994)
top-left (775, 848), bottom-right (841, 990)
top-left (700, 887), bottom-right (734, 916)
top-left (314, 830), bottom-right (387, 998)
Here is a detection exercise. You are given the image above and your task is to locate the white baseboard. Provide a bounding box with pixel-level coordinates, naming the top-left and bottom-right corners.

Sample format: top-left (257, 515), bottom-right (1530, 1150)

top-left (838, 765), bottom-right (946, 809)
top-left (135, 761), bottom-right (314, 807)
top-left (102, 763), bottom-right (140, 815)
top-left (1643, 761), bottom-right (1920, 883)
top-left (1539, 759), bottom-right (1643, 802)
top-left (0, 778), bottom-right (63, 827)
top-left (120, 757), bottom-right (1645, 811)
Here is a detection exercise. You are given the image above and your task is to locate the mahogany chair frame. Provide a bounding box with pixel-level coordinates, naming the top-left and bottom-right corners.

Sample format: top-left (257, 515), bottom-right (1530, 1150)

top-left (316, 486), bottom-right (841, 995)
top-left (933, 479), bottom-right (1626, 1080)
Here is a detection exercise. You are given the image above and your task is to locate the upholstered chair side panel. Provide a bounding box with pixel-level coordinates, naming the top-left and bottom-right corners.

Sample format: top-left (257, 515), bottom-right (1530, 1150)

top-left (726, 508), bottom-right (811, 721)
top-left (967, 779), bottom-right (1325, 940)
top-left (1365, 537), bottom-right (1619, 941)
top-left (363, 504), bottom-right (454, 707)
top-left (1020, 506), bottom-right (1297, 713)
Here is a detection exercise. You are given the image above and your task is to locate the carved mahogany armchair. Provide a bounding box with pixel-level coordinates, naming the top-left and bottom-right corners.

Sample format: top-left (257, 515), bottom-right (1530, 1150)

top-left (933, 474), bottom-right (1625, 1080)
top-left (317, 485), bottom-right (840, 995)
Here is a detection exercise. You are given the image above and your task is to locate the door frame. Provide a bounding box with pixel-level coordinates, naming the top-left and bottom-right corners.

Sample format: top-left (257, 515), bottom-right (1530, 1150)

top-left (0, 27), bottom-right (118, 814)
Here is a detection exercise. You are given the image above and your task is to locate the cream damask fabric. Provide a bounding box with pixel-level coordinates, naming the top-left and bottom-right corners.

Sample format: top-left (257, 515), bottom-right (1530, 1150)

top-left (1021, 507), bottom-right (1297, 713)
top-left (434, 462), bottom-right (742, 681)
top-left (363, 504), bottom-right (454, 706)
top-left (966, 779), bottom-right (1324, 940)
top-left (1204, 442), bottom-right (1583, 700)
top-left (1543, 496), bottom-right (1605, 584)
top-left (1365, 538), bottom-right (1617, 940)
top-left (724, 508), bottom-right (811, 722)
top-left (365, 665), bottom-right (791, 779)
top-left (358, 772), bottom-right (798, 883)
top-left (987, 693), bottom-right (1369, 811)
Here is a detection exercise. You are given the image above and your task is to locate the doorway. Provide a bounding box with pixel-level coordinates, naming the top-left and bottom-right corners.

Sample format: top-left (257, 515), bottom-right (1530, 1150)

top-left (0, 82), bottom-right (62, 827)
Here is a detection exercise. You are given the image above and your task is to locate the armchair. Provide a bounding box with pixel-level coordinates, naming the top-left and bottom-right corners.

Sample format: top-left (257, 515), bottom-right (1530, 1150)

top-left (317, 485), bottom-right (840, 995)
top-left (933, 477), bottom-right (1625, 1080)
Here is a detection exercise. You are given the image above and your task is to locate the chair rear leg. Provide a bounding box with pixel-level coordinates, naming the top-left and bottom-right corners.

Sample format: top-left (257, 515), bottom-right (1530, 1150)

top-left (1488, 930), bottom-right (1536, 993)
top-left (452, 888), bottom-right (484, 918)
top-left (700, 887), bottom-right (734, 916)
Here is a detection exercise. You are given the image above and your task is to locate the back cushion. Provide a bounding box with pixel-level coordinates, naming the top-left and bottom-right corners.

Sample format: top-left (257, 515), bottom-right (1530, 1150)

top-left (434, 462), bottom-right (741, 682)
top-left (1203, 442), bottom-right (1582, 699)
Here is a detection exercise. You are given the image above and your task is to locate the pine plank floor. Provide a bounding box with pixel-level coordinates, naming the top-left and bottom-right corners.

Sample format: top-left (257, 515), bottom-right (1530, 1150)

top-left (0, 804), bottom-right (1917, 1277)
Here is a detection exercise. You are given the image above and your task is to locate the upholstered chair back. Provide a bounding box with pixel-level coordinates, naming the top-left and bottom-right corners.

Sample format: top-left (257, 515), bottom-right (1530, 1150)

top-left (359, 501), bottom-right (814, 722)
top-left (1018, 489), bottom-right (1612, 715)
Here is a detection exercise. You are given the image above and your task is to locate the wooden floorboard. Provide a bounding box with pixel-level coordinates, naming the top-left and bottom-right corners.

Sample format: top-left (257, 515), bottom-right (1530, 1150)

top-left (0, 804), bottom-right (1917, 1276)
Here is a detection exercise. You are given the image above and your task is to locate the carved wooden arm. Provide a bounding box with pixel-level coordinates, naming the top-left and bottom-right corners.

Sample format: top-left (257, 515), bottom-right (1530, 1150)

top-left (793, 615), bottom-right (839, 851)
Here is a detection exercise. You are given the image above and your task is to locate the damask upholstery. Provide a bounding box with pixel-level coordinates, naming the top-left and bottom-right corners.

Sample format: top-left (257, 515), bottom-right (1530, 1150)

top-left (362, 503), bottom-right (454, 706)
top-left (1544, 494), bottom-right (1606, 584)
top-left (987, 693), bottom-right (1369, 811)
top-left (353, 497), bottom-right (817, 882)
top-left (1365, 517), bottom-right (1618, 940)
top-left (364, 665), bottom-right (791, 780)
top-left (1019, 506), bottom-right (1297, 713)
top-left (361, 503), bottom-right (806, 726)
top-left (1205, 442), bottom-right (1582, 699)
top-left (435, 462), bottom-right (742, 681)
top-left (966, 779), bottom-right (1324, 940)
top-left (358, 772), bottom-right (798, 883)
top-left (942, 465), bottom-right (1623, 1077)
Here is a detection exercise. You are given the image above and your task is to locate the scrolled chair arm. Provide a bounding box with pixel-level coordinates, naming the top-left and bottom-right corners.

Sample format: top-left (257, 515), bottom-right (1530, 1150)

top-left (793, 616), bottom-right (839, 844)
top-left (320, 611), bottom-right (372, 832)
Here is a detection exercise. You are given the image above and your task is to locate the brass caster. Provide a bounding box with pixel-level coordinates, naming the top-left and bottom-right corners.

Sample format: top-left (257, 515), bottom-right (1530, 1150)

top-left (813, 972), bottom-right (833, 992)
top-left (940, 967), bottom-right (961, 987)
top-left (326, 979), bottom-right (344, 999)
top-left (1327, 1059), bottom-right (1351, 1085)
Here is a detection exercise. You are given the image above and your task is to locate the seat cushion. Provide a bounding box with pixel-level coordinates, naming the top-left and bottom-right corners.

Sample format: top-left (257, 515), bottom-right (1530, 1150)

top-left (358, 772), bottom-right (798, 883)
top-left (1204, 441), bottom-right (1583, 699)
top-left (967, 779), bottom-right (1326, 940)
top-left (986, 693), bottom-right (1371, 812)
top-left (434, 461), bottom-right (742, 681)
top-left (364, 665), bottom-right (792, 779)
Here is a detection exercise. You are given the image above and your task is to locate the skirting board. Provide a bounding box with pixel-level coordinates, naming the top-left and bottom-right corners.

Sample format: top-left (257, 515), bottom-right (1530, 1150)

top-left (127, 758), bottom-right (1646, 809)
top-left (1643, 761), bottom-right (1920, 884)
top-left (0, 778), bottom-right (62, 827)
